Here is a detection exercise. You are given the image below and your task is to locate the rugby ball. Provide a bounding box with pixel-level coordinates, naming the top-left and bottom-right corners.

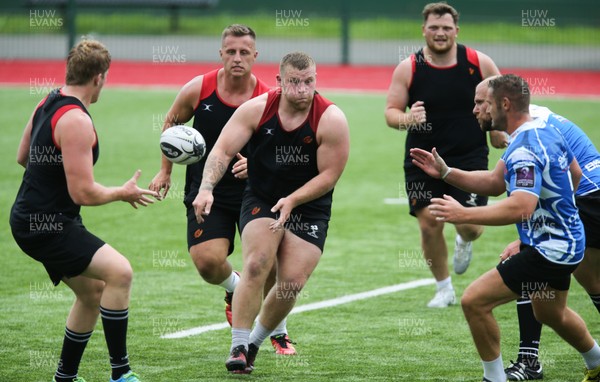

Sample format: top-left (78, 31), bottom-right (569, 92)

top-left (160, 125), bottom-right (206, 165)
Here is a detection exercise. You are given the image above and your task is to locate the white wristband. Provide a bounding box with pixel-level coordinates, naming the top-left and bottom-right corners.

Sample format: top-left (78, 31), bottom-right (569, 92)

top-left (441, 167), bottom-right (452, 180)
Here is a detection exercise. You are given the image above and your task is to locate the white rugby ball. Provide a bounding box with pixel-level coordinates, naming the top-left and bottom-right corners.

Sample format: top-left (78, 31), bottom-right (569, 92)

top-left (160, 125), bottom-right (206, 165)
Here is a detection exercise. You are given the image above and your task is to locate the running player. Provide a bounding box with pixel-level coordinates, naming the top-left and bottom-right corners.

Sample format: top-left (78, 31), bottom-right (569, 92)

top-left (192, 51), bottom-right (350, 374)
top-left (10, 39), bottom-right (157, 382)
top-left (473, 77), bottom-right (600, 380)
top-left (148, 24), bottom-right (296, 354)
top-left (384, 2), bottom-right (502, 308)
top-left (410, 74), bottom-right (600, 382)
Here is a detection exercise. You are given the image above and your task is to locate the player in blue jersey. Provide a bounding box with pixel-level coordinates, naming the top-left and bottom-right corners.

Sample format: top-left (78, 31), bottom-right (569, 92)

top-left (410, 74), bottom-right (600, 382)
top-left (192, 52), bottom-right (350, 374)
top-left (10, 40), bottom-right (156, 382)
top-left (473, 77), bottom-right (600, 380)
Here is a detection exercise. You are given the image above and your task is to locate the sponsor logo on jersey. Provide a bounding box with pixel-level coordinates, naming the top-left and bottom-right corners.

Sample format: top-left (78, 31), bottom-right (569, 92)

top-left (515, 165), bottom-right (535, 188)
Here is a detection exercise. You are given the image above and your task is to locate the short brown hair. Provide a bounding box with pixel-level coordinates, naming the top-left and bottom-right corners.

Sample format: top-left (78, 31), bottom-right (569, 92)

top-left (422, 2), bottom-right (459, 24)
top-left (65, 39), bottom-right (111, 86)
top-left (221, 24), bottom-right (256, 42)
top-left (488, 74), bottom-right (531, 114)
top-left (279, 51), bottom-right (315, 73)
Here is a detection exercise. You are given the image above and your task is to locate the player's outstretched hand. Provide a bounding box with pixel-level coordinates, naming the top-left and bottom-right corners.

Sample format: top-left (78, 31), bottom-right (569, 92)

top-left (410, 147), bottom-right (449, 179)
top-left (232, 153), bottom-right (248, 179)
top-left (149, 169), bottom-right (171, 200)
top-left (123, 170), bottom-right (160, 209)
top-left (428, 194), bottom-right (465, 223)
top-left (192, 189), bottom-right (213, 224)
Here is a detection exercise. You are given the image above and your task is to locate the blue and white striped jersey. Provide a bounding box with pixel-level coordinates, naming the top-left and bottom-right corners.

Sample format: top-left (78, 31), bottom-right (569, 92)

top-left (530, 105), bottom-right (600, 196)
top-left (502, 116), bottom-right (584, 264)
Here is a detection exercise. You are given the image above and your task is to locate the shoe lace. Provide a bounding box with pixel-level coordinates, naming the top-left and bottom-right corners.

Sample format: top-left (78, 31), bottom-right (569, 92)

top-left (272, 334), bottom-right (296, 348)
top-left (506, 360), bottom-right (524, 370)
top-left (506, 360), bottom-right (526, 374)
top-left (231, 345), bottom-right (246, 358)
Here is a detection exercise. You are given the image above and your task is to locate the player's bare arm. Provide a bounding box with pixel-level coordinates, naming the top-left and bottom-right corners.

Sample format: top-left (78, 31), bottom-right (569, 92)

top-left (59, 109), bottom-right (158, 207)
top-left (478, 51), bottom-right (501, 79)
top-left (410, 147), bottom-right (506, 196)
top-left (429, 190), bottom-right (537, 226)
top-left (193, 94), bottom-right (265, 221)
top-left (570, 157), bottom-right (582, 192)
top-left (150, 75), bottom-right (203, 197)
top-left (16, 109), bottom-right (36, 167)
top-left (271, 105), bottom-right (350, 230)
top-left (385, 59), bottom-right (426, 130)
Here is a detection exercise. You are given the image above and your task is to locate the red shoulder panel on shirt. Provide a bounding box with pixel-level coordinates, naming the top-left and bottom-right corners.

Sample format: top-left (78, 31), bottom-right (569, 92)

top-left (257, 89), bottom-right (280, 130)
top-left (198, 69), bottom-right (219, 103)
top-left (309, 93), bottom-right (334, 134)
top-left (50, 104), bottom-right (82, 149)
top-left (466, 47), bottom-right (480, 68)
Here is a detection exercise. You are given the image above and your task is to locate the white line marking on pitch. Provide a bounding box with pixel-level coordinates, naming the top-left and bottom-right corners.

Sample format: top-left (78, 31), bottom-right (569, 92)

top-left (162, 278), bottom-right (435, 339)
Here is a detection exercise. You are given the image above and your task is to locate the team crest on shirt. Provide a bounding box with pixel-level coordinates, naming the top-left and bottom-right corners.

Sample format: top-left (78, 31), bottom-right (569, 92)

top-left (201, 103), bottom-right (213, 112)
top-left (515, 165), bottom-right (535, 188)
top-left (557, 151), bottom-right (568, 171)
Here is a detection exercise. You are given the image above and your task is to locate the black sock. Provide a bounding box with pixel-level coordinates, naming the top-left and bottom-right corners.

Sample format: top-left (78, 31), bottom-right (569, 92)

top-left (100, 306), bottom-right (131, 380)
top-left (589, 294), bottom-right (600, 314)
top-left (516, 298), bottom-right (542, 368)
top-left (54, 327), bottom-right (93, 382)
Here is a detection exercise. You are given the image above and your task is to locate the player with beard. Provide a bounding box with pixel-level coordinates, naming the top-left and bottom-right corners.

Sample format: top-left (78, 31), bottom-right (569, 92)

top-left (474, 77), bottom-right (600, 381)
top-left (385, 2), bottom-right (503, 308)
top-left (410, 74), bottom-right (600, 382)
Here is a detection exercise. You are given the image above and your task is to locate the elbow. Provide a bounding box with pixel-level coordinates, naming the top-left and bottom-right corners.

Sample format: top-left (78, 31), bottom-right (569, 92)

top-left (69, 188), bottom-right (95, 206)
top-left (17, 152), bottom-right (28, 167)
top-left (70, 192), bottom-right (89, 206)
top-left (384, 110), bottom-right (398, 129)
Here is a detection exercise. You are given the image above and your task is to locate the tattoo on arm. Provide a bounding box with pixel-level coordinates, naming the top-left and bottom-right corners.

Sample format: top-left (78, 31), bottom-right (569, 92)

top-left (200, 155), bottom-right (228, 191)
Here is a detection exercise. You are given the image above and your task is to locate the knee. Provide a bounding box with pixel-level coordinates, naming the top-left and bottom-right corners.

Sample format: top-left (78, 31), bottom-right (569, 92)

top-left (245, 251), bottom-right (273, 280)
top-left (457, 226), bottom-right (484, 242)
top-left (77, 281), bottom-right (105, 310)
top-left (191, 253), bottom-right (223, 283)
top-left (461, 287), bottom-right (485, 319)
top-left (418, 219), bottom-right (443, 240)
top-left (107, 261), bottom-right (133, 289)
